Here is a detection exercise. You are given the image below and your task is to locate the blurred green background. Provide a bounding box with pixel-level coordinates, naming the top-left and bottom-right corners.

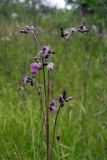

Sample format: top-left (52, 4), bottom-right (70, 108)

top-left (0, 0), bottom-right (107, 159)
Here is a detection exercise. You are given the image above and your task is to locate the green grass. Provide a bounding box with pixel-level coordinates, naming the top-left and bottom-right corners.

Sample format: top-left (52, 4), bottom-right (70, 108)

top-left (0, 11), bottom-right (107, 160)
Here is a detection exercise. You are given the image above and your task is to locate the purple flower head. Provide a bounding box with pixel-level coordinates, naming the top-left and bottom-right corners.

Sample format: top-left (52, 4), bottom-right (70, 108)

top-left (20, 26), bottom-right (36, 35)
top-left (63, 27), bottom-right (77, 39)
top-left (31, 69), bottom-right (37, 74)
top-left (23, 75), bottom-right (29, 84)
top-left (23, 75), bottom-right (33, 86)
top-left (59, 96), bottom-right (64, 107)
top-left (30, 62), bottom-right (42, 70)
top-left (49, 99), bottom-right (57, 113)
top-left (49, 106), bottom-right (57, 113)
top-left (41, 45), bottom-right (55, 58)
top-left (78, 25), bottom-right (89, 33)
top-left (58, 90), bottom-right (74, 107)
top-left (69, 28), bottom-right (77, 33)
top-left (30, 62), bottom-right (42, 74)
top-left (50, 99), bottom-right (57, 107)
top-left (42, 45), bottom-right (49, 53)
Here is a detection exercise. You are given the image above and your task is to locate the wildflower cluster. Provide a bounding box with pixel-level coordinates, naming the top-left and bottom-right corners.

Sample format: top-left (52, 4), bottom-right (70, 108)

top-left (23, 45), bottom-right (55, 86)
top-left (60, 24), bottom-right (89, 39)
top-left (20, 23), bottom-right (89, 160)
top-left (49, 90), bottom-right (73, 112)
top-left (20, 25), bottom-right (36, 34)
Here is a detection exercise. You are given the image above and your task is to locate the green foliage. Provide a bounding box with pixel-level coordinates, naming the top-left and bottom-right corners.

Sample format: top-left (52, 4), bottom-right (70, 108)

top-left (0, 2), bottom-right (35, 21)
top-left (67, 0), bottom-right (107, 26)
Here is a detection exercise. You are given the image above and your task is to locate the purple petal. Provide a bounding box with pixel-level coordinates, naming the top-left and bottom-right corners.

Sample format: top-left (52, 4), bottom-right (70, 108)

top-left (30, 63), bottom-right (42, 70)
top-left (42, 45), bottom-right (49, 53)
top-left (50, 99), bottom-right (57, 107)
top-left (23, 75), bottom-right (28, 84)
top-left (51, 107), bottom-right (57, 113)
top-left (31, 69), bottom-right (37, 74)
top-left (59, 96), bottom-right (64, 107)
top-left (49, 106), bottom-right (57, 113)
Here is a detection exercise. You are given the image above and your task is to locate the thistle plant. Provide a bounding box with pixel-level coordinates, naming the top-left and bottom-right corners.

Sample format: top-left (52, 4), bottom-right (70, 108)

top-left (20, 23), bottom-right (89, 160)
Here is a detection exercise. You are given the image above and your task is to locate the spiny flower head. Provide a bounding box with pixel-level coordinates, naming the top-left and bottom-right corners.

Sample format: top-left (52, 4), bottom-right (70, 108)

top-left (30, 62), bottom-right (42, 74)
top-left (23, 75), bottom-right (29, 84)
top-left (23, 75), bottom-right (34, 86)
top-left (78, 25), bottom-right (89, 33)
top-left (60, 23), bottom-right (90, 39)
top-left (58, 90), bottom-right (74, 107)
top-left (49, 91), bottom-right (74, 112)
top-left (49, 99), bottom-right (57, 113)
top-left (50, 99), bottom-right (57, 107)
top-left (20, 25), bottom-right (36, 34)
top-left (49, 106), bottom-right (57, 113)
top-left (58, 95), bottom-right (65, 107)
top-left (60, 27), bottom-right (77, 39)
top-left (41, 45), bottom-right (55, 58)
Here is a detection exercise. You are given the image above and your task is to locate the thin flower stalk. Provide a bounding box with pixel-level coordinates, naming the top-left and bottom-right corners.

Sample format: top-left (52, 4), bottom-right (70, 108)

top-left (32, 31), bottom-right (41, 47)
top-left (35, 83), bottom-right (45, 160)
top-left (51, 24), bottom-right (89, 87)
top-left (42, 57), bottom-right (50, 160)
top-left (52, 33), bottom-right (73, 87)
top-left (51, 106), bottom-right (61, 157)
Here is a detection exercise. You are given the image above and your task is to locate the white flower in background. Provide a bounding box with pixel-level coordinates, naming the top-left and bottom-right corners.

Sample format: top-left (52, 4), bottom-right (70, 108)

top-left (1, 36), bottom-right (11, 42)
top-left (11, 12), bottom-right (18, 19)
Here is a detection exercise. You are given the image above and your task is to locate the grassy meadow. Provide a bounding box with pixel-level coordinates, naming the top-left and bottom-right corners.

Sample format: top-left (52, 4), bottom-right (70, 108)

top-left (0, 8), bottom-right (107, 160)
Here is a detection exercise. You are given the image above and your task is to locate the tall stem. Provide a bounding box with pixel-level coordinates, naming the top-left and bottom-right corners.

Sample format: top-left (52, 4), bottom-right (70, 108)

top-left (47, 70), bottom-right (50, 103)
top-left (51, 106), bottom-right (61, 157)
top-left (42, 58), bottom-right (50, 160)
top-left (35, 82), bottom-right (45, 160)
top-left (47, 70), bottom-right (51, 158)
